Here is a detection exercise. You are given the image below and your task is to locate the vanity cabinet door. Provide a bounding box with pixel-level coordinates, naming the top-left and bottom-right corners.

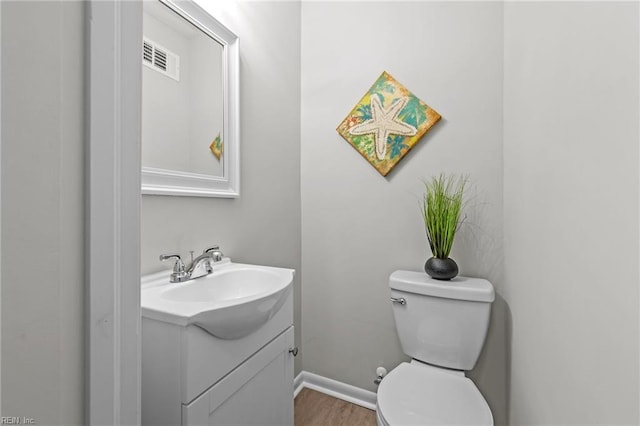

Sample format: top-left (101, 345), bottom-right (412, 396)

top-left (182, 326), bottom-right (295, 426)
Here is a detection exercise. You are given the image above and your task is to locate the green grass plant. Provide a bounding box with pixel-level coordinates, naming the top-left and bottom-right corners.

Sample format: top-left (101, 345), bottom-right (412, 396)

top-left (421, 174), bottom-right (467, 259)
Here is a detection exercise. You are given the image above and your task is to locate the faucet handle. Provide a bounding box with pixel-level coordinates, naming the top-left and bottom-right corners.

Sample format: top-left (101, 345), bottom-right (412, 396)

top-left (159, 254), bottom-right (188, 283)
top-left (160, 253), bottom-right (183, 264)
top-left (203, 246), bottom-right (224, 262)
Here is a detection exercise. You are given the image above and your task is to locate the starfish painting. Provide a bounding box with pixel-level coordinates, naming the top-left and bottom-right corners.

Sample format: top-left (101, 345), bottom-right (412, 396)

top-left (348, 95), bottom-right (417, 160)
top-left (337, 71), bottom-right (441, 176)
top-left (209, 132), bottom-right (223, 160)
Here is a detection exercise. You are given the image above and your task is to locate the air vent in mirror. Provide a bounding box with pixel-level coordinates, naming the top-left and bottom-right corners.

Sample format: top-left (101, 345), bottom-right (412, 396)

top-left (142, 38), bottom-right (180, 81)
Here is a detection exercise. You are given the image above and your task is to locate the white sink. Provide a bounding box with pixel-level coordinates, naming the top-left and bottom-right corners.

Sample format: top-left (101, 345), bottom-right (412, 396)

top-left (142, 259), bottom-right (294, 339)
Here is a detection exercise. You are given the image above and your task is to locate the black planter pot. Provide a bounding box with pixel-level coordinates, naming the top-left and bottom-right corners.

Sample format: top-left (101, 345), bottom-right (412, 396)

top-left (424, 257), bottom-right (458, 280)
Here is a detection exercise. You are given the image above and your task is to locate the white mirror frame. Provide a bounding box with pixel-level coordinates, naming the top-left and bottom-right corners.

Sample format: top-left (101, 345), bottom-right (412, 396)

top-left (141, 0), bottom-right (240, 198)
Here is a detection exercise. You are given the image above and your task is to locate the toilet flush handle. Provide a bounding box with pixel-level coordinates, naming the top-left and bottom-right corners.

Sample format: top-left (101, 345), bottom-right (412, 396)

top-left (390, 297), bottom-right (406, 305)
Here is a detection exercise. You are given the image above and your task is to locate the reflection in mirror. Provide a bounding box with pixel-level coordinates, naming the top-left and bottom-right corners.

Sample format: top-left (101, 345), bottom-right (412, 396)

top-left (141, 0), bottom-right (239, 197)
top-left (143, 1), bottom-right (224, 177)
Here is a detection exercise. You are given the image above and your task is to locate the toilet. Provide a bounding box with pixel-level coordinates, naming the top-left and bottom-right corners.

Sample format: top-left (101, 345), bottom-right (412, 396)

top-left (376, 270), bottom-right (495, 426)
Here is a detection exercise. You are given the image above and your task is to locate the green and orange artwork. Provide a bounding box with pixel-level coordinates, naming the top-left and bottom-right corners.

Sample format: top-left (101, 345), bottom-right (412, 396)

top-left (209, 132), bottom-right (223, 160)
top-left (337, 71), bottom-right (441, 176)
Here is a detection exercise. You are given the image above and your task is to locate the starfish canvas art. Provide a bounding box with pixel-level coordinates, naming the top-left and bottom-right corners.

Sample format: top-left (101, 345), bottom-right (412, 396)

top-left (209, 132), bottom-right (223, 161)
top-left (337, 71), bottom-right (441, 176)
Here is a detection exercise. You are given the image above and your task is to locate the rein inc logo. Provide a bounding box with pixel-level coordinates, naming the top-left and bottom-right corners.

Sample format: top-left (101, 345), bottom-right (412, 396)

top-left (1, 418), bottom-right (35, 425)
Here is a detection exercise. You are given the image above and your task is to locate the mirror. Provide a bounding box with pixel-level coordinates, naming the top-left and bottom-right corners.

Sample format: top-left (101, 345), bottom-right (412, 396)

top-left (141, 0), bottom-right (239, 197)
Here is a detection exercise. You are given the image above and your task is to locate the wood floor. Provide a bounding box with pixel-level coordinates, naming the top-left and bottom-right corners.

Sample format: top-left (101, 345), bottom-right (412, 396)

top-left (294, 388), bottom-right (377, 426)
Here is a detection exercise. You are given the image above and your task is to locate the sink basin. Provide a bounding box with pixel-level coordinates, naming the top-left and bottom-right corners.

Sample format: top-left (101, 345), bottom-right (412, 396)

top-left (141, 259), bottom-right (294, 339)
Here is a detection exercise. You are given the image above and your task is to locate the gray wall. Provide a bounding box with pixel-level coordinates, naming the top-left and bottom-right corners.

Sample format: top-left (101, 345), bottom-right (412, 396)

top-left (300, 1), bottom-right (508, 423)
top-left (1, 1), bottom-right (84, 424)
top-left (504, 2), bottom-right (639, 424)
top-left (301, 1), bottom-right (639, 425)
top-left (141, 0), bottom-right (302, 372)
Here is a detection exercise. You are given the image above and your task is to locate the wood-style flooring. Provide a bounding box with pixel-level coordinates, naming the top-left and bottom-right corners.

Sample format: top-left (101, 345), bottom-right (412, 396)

top-left (294, 388), bottom-right (377, 426)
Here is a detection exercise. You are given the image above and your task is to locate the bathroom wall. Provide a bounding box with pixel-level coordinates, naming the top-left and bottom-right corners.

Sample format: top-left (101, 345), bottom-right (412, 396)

top-left (1, 1), bottom-right (84, 424)
top-left (140, 1), bottom-right (302, 372)
top-left (503, 2), bottom-right (639, 424)
top-left (300, 2), bottom-right (508, 424)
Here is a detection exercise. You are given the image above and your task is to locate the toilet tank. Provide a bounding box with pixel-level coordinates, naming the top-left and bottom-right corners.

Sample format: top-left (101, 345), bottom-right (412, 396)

top-left (389, 270), bottom-right (495, 371)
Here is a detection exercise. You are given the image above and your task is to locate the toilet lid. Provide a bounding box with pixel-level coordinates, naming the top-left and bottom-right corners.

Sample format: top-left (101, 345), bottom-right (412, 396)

top-left (377, 363), bottom-right (493, 426)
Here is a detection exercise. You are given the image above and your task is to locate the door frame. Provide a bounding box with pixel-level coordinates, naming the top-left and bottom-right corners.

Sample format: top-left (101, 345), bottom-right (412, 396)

top-left (87, 1), bottom-right (141, 424)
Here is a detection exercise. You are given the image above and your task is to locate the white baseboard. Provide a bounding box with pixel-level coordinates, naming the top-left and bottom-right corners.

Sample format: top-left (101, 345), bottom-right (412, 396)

top-left (293, 371), bottom-right (305, 397)
top-left (294, 371), bottom-right (377, 411)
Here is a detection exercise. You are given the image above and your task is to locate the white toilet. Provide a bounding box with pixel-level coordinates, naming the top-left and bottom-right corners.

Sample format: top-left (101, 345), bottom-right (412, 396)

top-left (376, 270), bottom-right (495, 426)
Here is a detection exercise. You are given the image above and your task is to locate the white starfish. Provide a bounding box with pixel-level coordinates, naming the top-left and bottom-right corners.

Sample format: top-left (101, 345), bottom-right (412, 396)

top-left (349, 94), bottom-right (417, 160)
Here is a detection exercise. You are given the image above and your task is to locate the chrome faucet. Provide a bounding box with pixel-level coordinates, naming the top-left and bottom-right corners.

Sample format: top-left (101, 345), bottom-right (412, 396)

top-left (159, 254), bottom-right (189, 283)
top-left (185, 248), bottom-right (216, 276)
top-left (160, 246), bottom-right (224, 283)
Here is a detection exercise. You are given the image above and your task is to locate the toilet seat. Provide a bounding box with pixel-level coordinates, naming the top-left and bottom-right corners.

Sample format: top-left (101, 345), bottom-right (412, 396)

top-left (376, 362), bottom-right (493, 426)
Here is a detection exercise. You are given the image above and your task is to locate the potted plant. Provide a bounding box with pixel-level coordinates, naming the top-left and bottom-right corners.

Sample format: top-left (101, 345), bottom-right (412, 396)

top-left (421, 174), bottom-right (467, 280)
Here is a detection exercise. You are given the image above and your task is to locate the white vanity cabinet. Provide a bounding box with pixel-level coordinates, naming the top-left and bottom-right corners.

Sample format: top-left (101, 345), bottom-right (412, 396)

top-left (182, 327), bottom-right (294, 425)
top-left (142, 290), bottom-right (295, 426)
